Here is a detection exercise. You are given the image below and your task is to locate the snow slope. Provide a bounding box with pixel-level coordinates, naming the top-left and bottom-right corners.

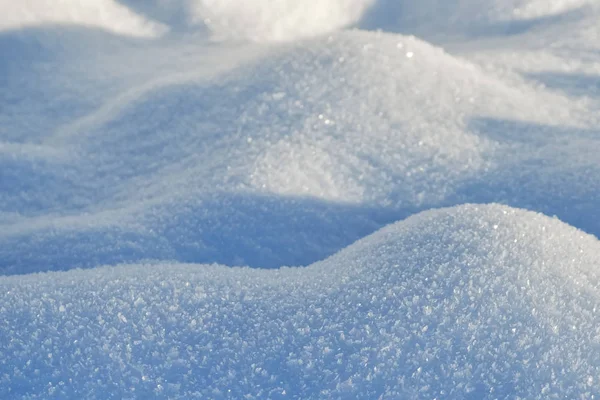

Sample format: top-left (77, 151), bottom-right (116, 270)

top-left (2, 205), bottom-right (600, 399)
top-left (1, 0), bottom-right (600, 398)
top-left (2, 29), bottom-right (598, 273)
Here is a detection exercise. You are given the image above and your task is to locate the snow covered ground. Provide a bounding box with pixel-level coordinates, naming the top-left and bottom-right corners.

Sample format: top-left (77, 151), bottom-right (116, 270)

top-left (1, 0), bottom-right (600, 398)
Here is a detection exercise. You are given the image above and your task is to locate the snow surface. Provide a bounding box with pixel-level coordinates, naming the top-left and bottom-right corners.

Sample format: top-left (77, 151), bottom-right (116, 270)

top-left (1, 0), bottom-right (600, 398)
top-left (2, 205), bottom-right (600, 399)
top-left (0, 0), bottom-right (166, 37)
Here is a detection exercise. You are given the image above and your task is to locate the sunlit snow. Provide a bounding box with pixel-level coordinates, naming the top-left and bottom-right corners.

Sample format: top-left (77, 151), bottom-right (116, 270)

top-left (1, 0), bottom-right (600, 398)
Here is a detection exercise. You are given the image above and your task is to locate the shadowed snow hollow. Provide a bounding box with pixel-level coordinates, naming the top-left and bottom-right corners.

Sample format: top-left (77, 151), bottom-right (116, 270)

top-left (1, 204), bottom-right (599, 399)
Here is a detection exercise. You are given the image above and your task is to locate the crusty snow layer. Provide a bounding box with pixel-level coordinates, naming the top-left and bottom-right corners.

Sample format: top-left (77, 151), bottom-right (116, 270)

top-left (2, 205), bottom-right (600, 399)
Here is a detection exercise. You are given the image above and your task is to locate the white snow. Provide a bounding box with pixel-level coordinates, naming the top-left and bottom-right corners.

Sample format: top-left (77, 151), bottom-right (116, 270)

top-left (186, 0), bottom-right (376, 42)
top-left (1, 205), bottom-right (600, 399)
top-left (1, 0), bottom-right (600, 398)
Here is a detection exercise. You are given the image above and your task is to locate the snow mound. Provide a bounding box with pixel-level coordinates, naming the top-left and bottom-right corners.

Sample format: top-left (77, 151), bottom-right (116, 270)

top-left (1, 29), bottom-right (594, 274)
top-left (0, 0), bottom-right (166, 37)
top-left (2, 204), bottom-right (600, 399)
top-left (244, 32), bottom-right (574, 205)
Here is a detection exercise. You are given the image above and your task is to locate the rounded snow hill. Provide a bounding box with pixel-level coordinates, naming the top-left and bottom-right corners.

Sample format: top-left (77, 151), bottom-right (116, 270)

top-left (0, 29), bottom-right (591, 274)
top-left (1, 204), bottom-right (600, 399)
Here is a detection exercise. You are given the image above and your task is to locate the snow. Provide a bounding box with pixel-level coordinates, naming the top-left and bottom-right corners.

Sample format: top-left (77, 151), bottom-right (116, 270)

top-left (185, 0), bottom-right (376, 42)
top-left (2, 205), bottom-right (600, 399)
top-left (0, 0), bottom-right (166, 37)
top-left (2, 29), bottom-right (597, 272)
top-left (360, 0), bottom-right (599, 40)
top-left (1, 0), bottom-right (600, 398)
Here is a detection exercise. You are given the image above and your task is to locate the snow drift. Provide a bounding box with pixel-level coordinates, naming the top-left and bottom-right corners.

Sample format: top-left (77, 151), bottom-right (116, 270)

top-left (2, 204), bottom-right (600, 399)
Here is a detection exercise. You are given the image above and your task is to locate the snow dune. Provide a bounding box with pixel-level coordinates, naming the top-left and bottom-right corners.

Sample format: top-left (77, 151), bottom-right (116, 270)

top-left (2, 205), bottom-right (600, 399)
top-left (1, 29), bottom-right (598, 273)
top-left (1, 0), bottom-right (600, 398)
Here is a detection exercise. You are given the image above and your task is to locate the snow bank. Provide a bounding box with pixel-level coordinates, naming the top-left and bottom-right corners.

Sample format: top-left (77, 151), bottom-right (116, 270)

top-left (2, 204), bottom-right (599, 399)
